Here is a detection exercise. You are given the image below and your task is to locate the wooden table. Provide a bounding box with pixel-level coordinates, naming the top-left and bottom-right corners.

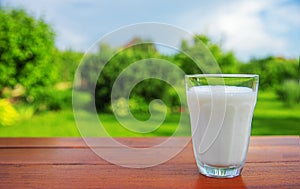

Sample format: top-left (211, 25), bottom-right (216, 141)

top-left (0, 136), bottom-right (299, 188)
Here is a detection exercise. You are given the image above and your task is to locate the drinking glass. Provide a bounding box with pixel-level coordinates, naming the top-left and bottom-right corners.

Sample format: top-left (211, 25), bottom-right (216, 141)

top-left (185, 74), bottom-right (259, 178)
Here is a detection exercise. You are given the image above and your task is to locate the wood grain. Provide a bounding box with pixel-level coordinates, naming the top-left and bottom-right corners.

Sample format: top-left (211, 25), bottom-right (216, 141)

top-left (0, 162), bottom-right (299, 189)
top-left (0, 136), bottom-right (299, 188)
top-left (0, 136), bottom-right (298, 147)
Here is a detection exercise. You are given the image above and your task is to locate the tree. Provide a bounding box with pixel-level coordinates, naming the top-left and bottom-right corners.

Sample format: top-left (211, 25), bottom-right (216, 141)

top-left (53, 49), bottom-right (83, 82)
top-left (78, 38), bottom-right (182, 112)
top-left (95, 40), bottom-right (163, 111)
top-left (174, 34), bottom-right (240, 74)
top-left (239, 56), bottom-right (298, 89)
top-left (0, 8), bottom-right (57, 101)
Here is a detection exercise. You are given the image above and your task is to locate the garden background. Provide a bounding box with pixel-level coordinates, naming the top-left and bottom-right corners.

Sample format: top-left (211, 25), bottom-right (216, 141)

top-left (0, 8), bottom-right (299, 137)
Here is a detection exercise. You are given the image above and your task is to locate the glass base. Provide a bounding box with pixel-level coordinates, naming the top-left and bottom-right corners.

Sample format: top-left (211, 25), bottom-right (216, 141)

top-left (198, 164), bottom-right (243, 178)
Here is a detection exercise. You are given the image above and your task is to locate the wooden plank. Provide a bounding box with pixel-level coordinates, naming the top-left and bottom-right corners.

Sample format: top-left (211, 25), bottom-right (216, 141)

top-left (0, 136), bottom-right (298, 148)
top-left (0, 137), bottom-right (183, 148)
top-left (0, 162), bottom-right (299, 189)
top-left (0, 137), bottom-right (87, 148)
top-left (249, 136), bottom-right (299, 146)
top-left (0, 142), bottom-right (298, 165)
top-left (0, 137), bottom-right (298, 188)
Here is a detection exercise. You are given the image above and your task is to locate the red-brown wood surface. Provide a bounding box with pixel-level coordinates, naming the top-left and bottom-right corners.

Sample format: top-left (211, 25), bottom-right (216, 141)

top-left (0, 136), bottom-right (299, 188)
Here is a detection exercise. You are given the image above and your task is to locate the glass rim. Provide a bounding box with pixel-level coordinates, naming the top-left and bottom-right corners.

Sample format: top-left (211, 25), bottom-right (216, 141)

top-left (185, 74), bottom-right (259, 78)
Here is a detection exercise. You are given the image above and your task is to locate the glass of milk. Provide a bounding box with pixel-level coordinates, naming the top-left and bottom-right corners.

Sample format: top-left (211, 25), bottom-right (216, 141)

top-left (185, 74), bottom-right (259, 178)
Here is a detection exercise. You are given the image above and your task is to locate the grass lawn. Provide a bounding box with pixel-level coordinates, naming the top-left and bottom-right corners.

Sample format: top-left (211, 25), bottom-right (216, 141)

top-left (252, 90), bottom-right (300, 135)
top-left (0, 90), bottom-right (299, 137)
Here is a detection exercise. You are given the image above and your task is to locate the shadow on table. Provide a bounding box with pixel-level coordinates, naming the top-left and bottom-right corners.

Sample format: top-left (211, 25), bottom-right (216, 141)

top-left (194, 174), bottom-right (246, 188)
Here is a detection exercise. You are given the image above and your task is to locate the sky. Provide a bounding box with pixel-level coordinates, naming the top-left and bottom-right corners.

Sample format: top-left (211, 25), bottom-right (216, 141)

top-left (1, 0), bottom-right (300, 61)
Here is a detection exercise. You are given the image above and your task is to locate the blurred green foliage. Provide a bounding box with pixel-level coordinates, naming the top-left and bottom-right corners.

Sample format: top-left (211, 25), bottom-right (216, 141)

top-left (276, 80), bottom-right (300, 107)
top-left (175, 35), bottom-right (239, 74)
top-left (0, 99), bottom-right (19, 126)
top-left (0, 8), bottom-right (83, 112)
top-left (0, 8), bottom-right (58, 100)
top-left (1, 90), bottom-right (299, 136)
top-left (80, 34), bottom-right (299, 113)
top-left (240, 57), bottom-right (298, 89)
top-left (54, 50), bottom-right (83, 82)
top-left (0, 8), bottom-right (299, 136)
top-left (80, 40), bottom-right (180, 112)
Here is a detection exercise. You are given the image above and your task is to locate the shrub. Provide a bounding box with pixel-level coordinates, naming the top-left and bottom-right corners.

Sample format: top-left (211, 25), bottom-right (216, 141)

top-left (276, 80), bottom-right (300, 107)
top-left (111, 96), bottom-right (168, 118)
top-left (0, 8), bottom-right (58, 100)
top-left (72, 91), bottom-right (93, 110)
top-left (34, 89), bottom-right (72, 111)
top-left (0, 99), bottom-right (19, 126)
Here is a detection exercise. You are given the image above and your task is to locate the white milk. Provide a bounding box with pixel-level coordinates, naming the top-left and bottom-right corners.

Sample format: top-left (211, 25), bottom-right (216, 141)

top-left (187, 86), bottom-right (257, 167)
